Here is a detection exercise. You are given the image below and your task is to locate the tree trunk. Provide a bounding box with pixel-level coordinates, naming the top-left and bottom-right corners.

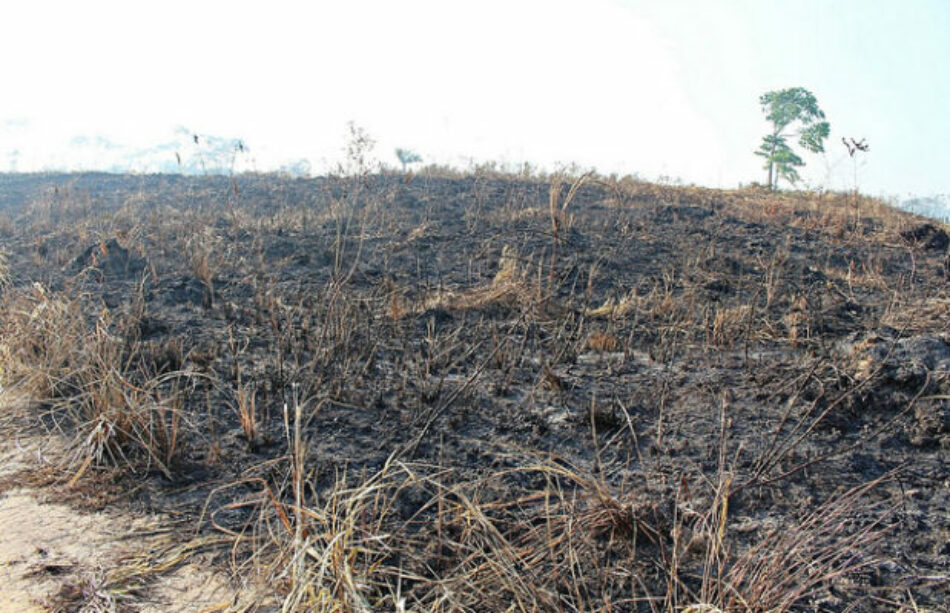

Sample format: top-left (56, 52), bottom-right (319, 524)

top-left (767, 132), bottom-right (778, 191)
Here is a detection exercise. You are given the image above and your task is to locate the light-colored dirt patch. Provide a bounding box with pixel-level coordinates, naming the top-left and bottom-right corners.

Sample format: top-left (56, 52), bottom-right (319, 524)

top-left (0, 489), bottom-right (122, 611)
top-left (140, 562), bottom-right (240, 613)
top-left (0, 432), bottom-right (255, 612)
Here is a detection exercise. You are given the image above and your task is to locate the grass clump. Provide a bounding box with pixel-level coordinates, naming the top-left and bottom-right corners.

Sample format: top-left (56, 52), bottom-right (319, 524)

top-left (0, 284), bottom-right (190, 480)
top-left (229, 452), bottom-right (890, 612)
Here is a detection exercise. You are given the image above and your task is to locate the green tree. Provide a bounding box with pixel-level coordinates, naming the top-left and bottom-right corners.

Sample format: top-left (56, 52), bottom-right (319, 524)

top-left (395, 148), bottom-right (422, 172)
top-left (755, 87), bottom-right (830, 190)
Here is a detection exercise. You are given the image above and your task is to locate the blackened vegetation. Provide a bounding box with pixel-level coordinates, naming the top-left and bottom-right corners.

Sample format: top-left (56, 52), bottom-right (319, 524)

top-left (0, 171), bottom-right (948, 610)
top-left (900, 222), bottom-right (949, 251)
top-left (73, 237), bottom-right (147, 278)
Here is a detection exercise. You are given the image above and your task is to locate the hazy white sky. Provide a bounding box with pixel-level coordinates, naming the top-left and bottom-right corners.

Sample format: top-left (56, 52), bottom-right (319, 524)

top-left (1, 0), bottom-right (947, 196)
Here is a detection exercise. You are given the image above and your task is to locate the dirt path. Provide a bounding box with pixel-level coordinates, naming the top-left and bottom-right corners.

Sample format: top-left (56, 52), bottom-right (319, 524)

top-left (0, 433), bottom-right (249, 612)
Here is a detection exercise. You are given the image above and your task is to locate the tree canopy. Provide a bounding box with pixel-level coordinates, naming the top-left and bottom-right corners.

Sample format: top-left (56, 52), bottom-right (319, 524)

top-left (755, 87), bottom-right (830, 190)
top-left (395, 148), bottom-right (422, 171)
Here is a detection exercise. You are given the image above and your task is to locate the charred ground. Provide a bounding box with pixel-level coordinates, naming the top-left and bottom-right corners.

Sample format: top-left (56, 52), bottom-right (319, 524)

top-left (0, 170), bottom-right (947, 611)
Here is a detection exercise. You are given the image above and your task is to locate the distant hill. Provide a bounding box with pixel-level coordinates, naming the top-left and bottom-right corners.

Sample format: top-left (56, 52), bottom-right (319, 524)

top-left (898, 195), bottom-right (950, 222)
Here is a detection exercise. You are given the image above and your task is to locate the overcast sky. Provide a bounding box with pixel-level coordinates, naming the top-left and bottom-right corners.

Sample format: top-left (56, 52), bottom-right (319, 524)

top-left (1, 0), bottom-right (947, 197)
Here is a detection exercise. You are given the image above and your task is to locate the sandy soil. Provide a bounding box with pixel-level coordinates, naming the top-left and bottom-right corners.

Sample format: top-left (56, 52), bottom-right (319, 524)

top-left (0, 435), bottom-right (247, 612)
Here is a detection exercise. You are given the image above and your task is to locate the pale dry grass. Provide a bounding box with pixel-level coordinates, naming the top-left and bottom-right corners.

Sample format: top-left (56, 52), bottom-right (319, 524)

top-left (416, 245), bottom-right (538, 314)
top-left (708, 304), bottom-right (754, 347)
top-left (0, 284), bottom-right (191, 480)
top-left (225, 450), bottom-right (892, 612)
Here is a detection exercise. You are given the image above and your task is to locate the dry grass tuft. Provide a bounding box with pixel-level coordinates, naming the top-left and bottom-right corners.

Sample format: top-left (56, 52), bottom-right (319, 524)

top-left (418, 246), bottom-right (537, 314)
top-left (586, 292), bottom-right (638, 319)
top-left (0, 284), bottom-right (87, 400)
top-left (203, 445), bottom-right (891, 612)
top-left (709, 305), bottom-right (753, 347)
top-left (0, 249), bottom-right (10, 289)
top-left (587, 331), bottom-right (620, 352)
top-left (0, 285), bottom-right (192, 480)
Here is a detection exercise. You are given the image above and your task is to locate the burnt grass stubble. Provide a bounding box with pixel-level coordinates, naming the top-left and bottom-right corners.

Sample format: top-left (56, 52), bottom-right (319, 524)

top-left (0, 171), bottom-right (947, 610)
